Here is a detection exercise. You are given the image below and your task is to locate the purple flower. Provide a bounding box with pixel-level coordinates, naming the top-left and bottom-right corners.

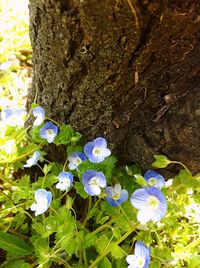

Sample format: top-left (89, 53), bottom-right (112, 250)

top-left (39, 122), bottom-right (58, 143)
top-left (82, 170), bottom-right (107, 196)
top-left (67, 152), bottom-right (87, 170)
top-left (144, 170), bottom-right (165, 189)
top-left (56, 171), bottom-right (73, 191)
top-left (130, 187), bottom-right (167, 225)
top-left (1, 108), bottom-right (26, 126)
top-left (32, 106), bottom-right (45, 126)
top-left (84, 137), bottom-right (111, 163)
top-left (126, 241), bottom-right (150, 268)
top-left (30, 189), bottom-right (52, 216)
top-left (24, 151), bottom-right (40, 168)
top-left (104, 184), bottom-right (128, 206)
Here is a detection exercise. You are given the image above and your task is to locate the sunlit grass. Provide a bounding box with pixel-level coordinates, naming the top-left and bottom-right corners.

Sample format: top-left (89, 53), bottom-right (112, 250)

top-left (0, 0), bottom-right (31, 109)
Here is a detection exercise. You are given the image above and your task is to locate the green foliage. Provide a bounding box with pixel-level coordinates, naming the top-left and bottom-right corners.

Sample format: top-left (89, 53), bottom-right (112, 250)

top-left (0, 260), bottom-right (31, 268)
top-left (152, 155), bottom-right (171, 168)
top-left (54, 123), bottom-right (82, 145)
top-left (0, 232), bottom-right (32, 256)
top-left (1, 106), bottom-right (200, 268)
top-left (1, 2), bottom-right (200, 266)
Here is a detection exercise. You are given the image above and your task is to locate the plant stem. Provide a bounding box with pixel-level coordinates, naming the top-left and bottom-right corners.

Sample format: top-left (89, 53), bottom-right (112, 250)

top-left (175, 237), bottom-right (200, 253)
top-left (89, 224), bottom-right (139, 268)
top-left (90, 218), bottom-right (116, 236)
top-left (170, 161), bottom-right (191, 175)
top-left (88, 235), bottom-right (114, 268)
top-left (82, 196), bottom-right (92, 227)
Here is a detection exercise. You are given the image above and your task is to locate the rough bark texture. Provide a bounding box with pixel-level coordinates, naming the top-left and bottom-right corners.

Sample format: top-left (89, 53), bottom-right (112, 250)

top-left (28, 0), bottom-right (200, 173)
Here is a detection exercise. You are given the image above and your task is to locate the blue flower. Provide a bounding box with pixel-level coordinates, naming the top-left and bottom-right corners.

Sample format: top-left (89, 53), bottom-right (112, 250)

top-left (56, 171), bottom-right (73, 191)
top-left (30, 189), bottom-right (52, 216)
top-left (67, 152), bottom-right (87, 170)
top-left (104, 184), bottom-right (128, 206)
top-left (39, 122), bottom-right (58, 143)
top-left (1, 108), bottom-right (26, 126)
top-left (84, 137), bottom-right (111, 163)
top-left (130, 187), bottom-right (167, 225)
top-left (32, 106), bottom-right (45, 126)
top-left (144, 170), bottom-right (165, 189)
top-left (82, 170), bottom-right (107, 196)
top-left (24, 151), bottom-right (40, 168)
top-left (126, 241), bottom-right (150, 268)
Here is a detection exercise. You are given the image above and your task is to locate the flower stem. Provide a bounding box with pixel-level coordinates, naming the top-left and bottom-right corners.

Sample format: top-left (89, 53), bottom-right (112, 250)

top-left (82, 196), bottom-right (92, 226)
top-left (175, 237), bottom-right (200, 253)
top-left (170, 161), bottom-right (191, 175)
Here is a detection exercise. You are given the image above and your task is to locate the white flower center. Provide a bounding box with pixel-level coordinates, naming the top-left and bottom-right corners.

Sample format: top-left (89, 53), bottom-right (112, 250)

top-left (75, 157), bottom-right (82, 165)
top-left (112, 190), bottom-right (120, 200)
top-left (92, 147), bottom-right (101, 156)
top-left (147, 195), bottom-right (160, 210)
top-left (61, 178), bottom-right (70, 187)
top-left (148, 177), bottom-right (156, 186)
top-left (47, 129), bottom-right (53, 135)
top-left (36, 198), bottom-right (48, 209)
top-left (136, 256), bottom-right (145, 267)
top-left (89, 176), bottom-right (99, 186)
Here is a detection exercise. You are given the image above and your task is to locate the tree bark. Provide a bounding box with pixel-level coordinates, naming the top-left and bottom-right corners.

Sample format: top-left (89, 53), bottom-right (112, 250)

top-left (28, 0), bottom-right (200, 173)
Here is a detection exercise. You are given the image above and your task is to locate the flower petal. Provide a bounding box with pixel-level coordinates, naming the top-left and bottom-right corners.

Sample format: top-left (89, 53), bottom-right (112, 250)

top-left (144, 170), bottom-right (165, 189)
top-left (84, 184), bottom-right (101, 196)
top-left (97, 172), bottom-right (106, 188)
top-left (134, 241), bottom-right (150, 258)
top-left (117, 189), bottom-right (128, 204)
top-left (82, 170), bottom-right (97, 185)
top-left (24, 151), bottom-right (40, 167)
top-left (32, 106), bottom-right (45, 126)
top-left (39, 122), bottom-right (58, 143)
top-left (104, 186), bottom-right (114, 197)
top-left (31, 189), bottom-right (52, 216)
top-left (126, 254), bottom-right (136, 265)
top-left (137, 208), bottom-right (153, 225)
top-left (130, 188), bottom-right (150, 209)
top-left (84, 141), bottom-right (94, 157)
top-left (94, 137), bottom-right (107, 148)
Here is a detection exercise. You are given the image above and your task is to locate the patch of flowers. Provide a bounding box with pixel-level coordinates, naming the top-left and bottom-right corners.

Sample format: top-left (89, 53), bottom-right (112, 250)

top-left (0, 105), bottom-right (200, 268)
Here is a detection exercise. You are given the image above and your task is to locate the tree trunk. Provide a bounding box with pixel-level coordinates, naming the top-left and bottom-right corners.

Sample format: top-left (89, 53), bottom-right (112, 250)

top-left (28, 0), bottom-right (200, 173)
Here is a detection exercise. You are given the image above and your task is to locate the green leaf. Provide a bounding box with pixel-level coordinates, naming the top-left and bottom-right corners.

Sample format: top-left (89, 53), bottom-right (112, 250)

top-left (78, 156), bottom-right (117, 182)
top-left (177, 170), bottom-right (200, 188)
top-left (152, 155), bottom-right (171, 168)
top-left (84, 232), bottom-right (97, 248)
top-left (108, 242), bottom-right (125, 259)
top-left (32, 173), bottom-right (58, 189)
top-left (149, 260), bottom-right (161, 268)
top-left (96, 234), bottom-right (109, 254)
top-left (151, 246), bottom-right (173, 262)
top-left (188, 256), bottom-right (200, 268)
top-left (31, 237), bottom-right (49, 262)
top-left (43, 163), bottom-right (53, 175)
top-left (99, 257), bottom-right (112, 268)
top-left (12, 175), bottom-right (31, 203)
top-left (29, 125), bottom-right (47, 144)
top-left (134, 174), bottom-right (148, 187)
top-left (0, 259), bottom-right (31, 268)
top-left (0, 231), bottom-right (32, 256)
top-left (54, 124), bottom-right (81, 145)
top-left (75, 182), bottom-right (89, 199)
top-left (32, 222), bottom-right (48, 237)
